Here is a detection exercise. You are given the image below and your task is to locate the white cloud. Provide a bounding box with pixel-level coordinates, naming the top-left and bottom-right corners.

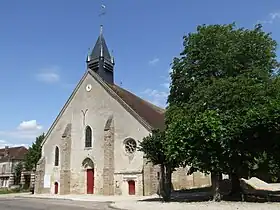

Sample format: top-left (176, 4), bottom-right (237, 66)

top-left (0, 120), bottom-right (43, 145)
top-left (142, 88), bottom-right (168, 108)
top-left (17, 120), bottom-right (43, 131)
top-left (258, 11), bottom-right (280, 24)
top-left (149, 58), bottom-right (160, 65)
top-left (0, 139), bottom-right (29, 149)
top-left (271, 12), bottom-right (280, 20)
top-left (35, 66), bottom-right (60, 83)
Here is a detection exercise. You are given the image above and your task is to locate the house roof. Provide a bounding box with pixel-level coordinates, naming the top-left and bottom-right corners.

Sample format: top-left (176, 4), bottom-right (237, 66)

top-left (0, 146), bottom-right (28, 162)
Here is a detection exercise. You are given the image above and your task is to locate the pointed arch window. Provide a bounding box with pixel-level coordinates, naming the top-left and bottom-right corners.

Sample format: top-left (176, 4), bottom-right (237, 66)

top-left (54, 146), bottom-right (59, 166)
top-left (85, 126), bottom-right (92, 148)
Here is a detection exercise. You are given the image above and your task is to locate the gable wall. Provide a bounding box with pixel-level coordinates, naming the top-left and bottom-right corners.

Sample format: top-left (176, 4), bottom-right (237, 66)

top-left (41, 72), bottom-right (150, 195)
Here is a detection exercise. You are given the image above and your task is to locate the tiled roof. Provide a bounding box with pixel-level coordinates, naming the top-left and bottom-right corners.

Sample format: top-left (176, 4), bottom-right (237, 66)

top-left (0, 146), bottom-right (28, 162)
top-left (107, 83), bottom-right (166, 130)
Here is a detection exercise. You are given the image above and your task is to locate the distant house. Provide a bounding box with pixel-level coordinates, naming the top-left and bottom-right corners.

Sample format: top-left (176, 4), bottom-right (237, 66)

top-left (0, 146), bottom-right (28, 188)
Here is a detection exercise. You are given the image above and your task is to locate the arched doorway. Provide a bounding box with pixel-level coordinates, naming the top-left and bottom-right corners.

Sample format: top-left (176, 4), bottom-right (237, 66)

top-left (128, 180), bottom-right (135, 195)
top-left (54, 182), bottom-right (59, 194)
top-left (82, 158), bottom-right (95, 194)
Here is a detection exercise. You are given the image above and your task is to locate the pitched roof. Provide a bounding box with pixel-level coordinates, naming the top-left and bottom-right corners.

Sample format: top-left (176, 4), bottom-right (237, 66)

top-left (0, 146), bottom-right (28, 162)
top-left (107, 83), bottom-right (166, 130)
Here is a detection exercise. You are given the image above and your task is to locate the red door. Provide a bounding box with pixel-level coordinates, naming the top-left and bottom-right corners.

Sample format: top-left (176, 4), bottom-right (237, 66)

top-left (128, 180), bottom-right (135, 195)
top-left (54, 182), bottom-right (58, 194)
top-left (87, 169), bottom-right (94, 194)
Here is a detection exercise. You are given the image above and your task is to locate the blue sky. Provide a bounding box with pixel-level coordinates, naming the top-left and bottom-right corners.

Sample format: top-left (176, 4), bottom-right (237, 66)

top-left (0, 0), bottom-right (280, 148)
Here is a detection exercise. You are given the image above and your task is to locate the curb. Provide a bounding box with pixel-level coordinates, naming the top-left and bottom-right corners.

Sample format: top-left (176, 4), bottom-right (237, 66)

top-left (15, 196), bottom-right (72, 201)
top-left (15, 196), bottom-right (123, 203)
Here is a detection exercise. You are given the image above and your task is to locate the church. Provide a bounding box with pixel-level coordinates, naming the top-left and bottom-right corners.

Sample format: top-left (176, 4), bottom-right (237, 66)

top-left (34, 26), bottom-right (211, 196)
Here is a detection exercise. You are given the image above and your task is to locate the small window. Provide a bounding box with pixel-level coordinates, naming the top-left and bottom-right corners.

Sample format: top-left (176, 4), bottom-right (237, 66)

top-left (85, 126), bottom-right (92, 148)
top-left (54, 146), bottom-right (59, 166)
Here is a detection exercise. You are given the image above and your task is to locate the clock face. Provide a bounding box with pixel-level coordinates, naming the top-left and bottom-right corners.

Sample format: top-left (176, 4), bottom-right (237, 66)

top-left (86, 84), bottom-right (92, 92)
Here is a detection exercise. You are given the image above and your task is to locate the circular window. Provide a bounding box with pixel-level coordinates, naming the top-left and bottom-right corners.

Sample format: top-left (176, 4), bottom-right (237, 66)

top-left (124, 138), bottom-right (137, 154)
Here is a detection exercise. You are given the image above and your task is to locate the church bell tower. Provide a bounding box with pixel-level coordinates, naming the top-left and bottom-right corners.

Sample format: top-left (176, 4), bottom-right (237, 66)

top-left (86, 25), bottom-right (115, 84)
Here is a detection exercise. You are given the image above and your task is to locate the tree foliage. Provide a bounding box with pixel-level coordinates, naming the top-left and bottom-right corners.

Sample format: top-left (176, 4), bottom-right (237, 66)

top-left (168, 23), bottom-right (278, 106)
top-left (24, 133), bottom-right (45, 171)
top-left (138, 129), bottom-right (175, 201)
top-left (165, 23), bottom-right (280, 200)
top-left (138, 129), bottom-right (167, 165)
top-left (14, 162), bottom-right (23, 185)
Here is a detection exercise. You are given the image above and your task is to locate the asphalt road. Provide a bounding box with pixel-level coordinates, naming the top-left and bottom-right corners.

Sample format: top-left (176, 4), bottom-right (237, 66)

top-left (0, 198), bottom-right (113, 210)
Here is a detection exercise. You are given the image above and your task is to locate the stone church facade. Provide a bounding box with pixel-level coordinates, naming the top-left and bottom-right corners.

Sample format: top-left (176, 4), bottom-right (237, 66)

top-left (35, 26), bottom-right (211, 196)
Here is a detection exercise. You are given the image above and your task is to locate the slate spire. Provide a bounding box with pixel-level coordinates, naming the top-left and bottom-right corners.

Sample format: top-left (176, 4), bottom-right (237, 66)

top-left (87, 25), bottom-right (114, 84)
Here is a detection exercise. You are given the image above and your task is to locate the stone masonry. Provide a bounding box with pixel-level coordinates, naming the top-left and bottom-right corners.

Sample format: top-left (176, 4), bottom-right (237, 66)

top-left (35, 157), bottom-right (46, 194)
top-left (172, 167), bottom-right (211, 190)
top-left (59, 123), bottom-right (72, 194)
top-left (103, 115), bottom-right (115, 195)
top-left (143, 159), bottom-right (159, 195)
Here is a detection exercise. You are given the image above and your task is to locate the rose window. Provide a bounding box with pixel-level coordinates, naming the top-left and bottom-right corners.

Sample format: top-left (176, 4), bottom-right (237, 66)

top-left (124, 138), bottom-right (137, 154)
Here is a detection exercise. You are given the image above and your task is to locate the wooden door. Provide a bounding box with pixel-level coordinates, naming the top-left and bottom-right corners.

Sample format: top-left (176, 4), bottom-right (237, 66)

top-left (128, 180), bottom-right (135, 195)
top-left (87, 169), bottom-right (94, 194)
top-left (54, 182), bottom-right (58, 194)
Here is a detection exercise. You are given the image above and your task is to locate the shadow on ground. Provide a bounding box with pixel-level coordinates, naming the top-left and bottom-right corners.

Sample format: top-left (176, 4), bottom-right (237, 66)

top-left (139, 187), bottom-right (212, 203)
top-left (138, 185), bottom-right (280, 203)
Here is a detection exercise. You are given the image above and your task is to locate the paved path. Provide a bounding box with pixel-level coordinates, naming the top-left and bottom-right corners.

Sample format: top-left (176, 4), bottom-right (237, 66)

top-left (0, 197), bottom-right (112, 210)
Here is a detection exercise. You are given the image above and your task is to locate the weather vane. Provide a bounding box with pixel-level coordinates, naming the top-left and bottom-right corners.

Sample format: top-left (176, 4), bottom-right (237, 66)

top-left (99, 4), bottom-right (106, 17)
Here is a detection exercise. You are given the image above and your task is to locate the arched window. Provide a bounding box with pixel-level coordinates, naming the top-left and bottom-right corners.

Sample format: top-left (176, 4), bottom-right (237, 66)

top-left (85, 126), bottom-right (92, 148)
top-left (54, 146), bottom-right (59, 166)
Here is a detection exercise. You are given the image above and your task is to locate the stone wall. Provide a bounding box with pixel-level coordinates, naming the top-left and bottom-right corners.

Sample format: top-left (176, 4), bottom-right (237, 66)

top-left (172, 167), bottom-right (211, 190)
top-left (35, 157), bottom-right (46, 194)
top-left (143, 159), bottom-right (160, 195)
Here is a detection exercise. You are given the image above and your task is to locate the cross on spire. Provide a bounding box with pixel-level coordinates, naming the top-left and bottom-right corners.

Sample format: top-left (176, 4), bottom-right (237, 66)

top-left (86, 4), bottom-right (115, 84)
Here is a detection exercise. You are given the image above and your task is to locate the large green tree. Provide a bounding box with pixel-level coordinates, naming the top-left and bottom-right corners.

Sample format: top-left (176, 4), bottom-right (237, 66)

top-left (24, 133), bottom-right (45, 171)
top-left (166, 23), bottom-right (280, 201)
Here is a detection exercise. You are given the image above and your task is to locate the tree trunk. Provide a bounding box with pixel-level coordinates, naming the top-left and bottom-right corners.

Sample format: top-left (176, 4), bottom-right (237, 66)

top-left (160, 164), bottom-right (167, 200)
top-left (159, 164), bottom-right (172, 202)
top-left (164, 165), bottom-right (172, 202)
top-left (211, 173), bottom-right (222, 202)
top-left (229, 173), bottom-right (242, 200)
